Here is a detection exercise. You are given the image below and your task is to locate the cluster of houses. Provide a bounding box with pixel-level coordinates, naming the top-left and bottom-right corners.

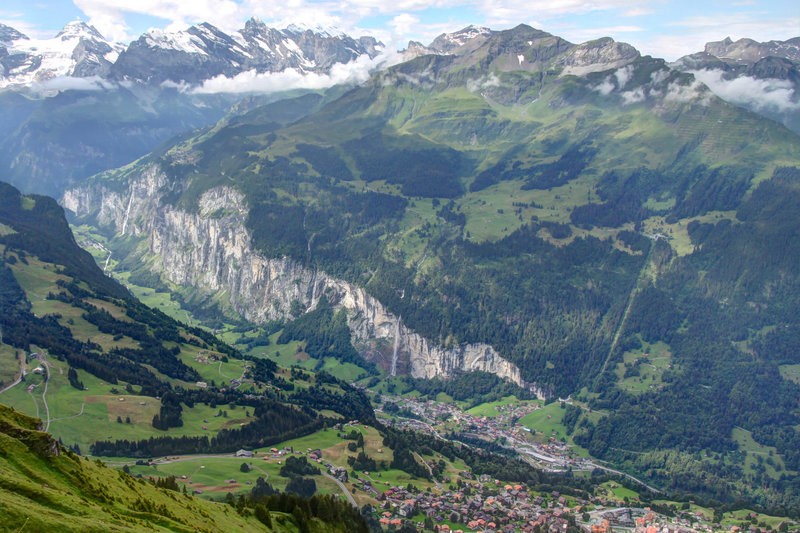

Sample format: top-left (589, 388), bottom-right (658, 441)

top-left (373, 480), bottom-right (589, 533)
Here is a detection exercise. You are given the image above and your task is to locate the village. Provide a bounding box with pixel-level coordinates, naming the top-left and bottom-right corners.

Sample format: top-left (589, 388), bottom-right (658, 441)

top-left (373, 390), bottom-right (592, 473)
top-left (226, 421), bottom-right (734, 533)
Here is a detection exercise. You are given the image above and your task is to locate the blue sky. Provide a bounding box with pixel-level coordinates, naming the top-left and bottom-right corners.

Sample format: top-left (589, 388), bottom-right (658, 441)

top-left (1, 0), bottom-right (797, 60)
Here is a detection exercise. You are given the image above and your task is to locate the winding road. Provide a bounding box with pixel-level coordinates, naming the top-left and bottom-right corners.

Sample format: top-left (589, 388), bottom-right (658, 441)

top-left (412, 451), bottom-right (443, 490)
top-left (41, 354), bottom-right (51, 432)
top-left (0, 352), bottom-right (26, 395)
top-left (322, 472), bottom-right (358, 508)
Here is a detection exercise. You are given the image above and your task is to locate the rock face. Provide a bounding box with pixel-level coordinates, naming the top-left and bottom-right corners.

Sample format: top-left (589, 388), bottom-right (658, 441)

top-left (63, 166), bottom-right (539, 395)
top-left (557, 37), bottom-right (640, 76)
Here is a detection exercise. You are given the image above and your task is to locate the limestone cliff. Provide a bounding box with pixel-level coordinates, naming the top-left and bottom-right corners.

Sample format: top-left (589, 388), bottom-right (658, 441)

top-left (63, 165), bottom-right (541, 394)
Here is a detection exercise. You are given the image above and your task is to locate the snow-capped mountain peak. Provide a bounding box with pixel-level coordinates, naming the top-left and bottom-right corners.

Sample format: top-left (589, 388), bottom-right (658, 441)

top-left (429, 25), bottom-right (493, 53)
top-left (142, 28), bottom-right (208, 54)
top-left (0, 23), bottom-right (28, 44)
top-left (56, 21), bottom-right (106, 41)
top-left (0, 21), bottom-right (123, 88)
top-left (1, 18), bottom-right (382, 89)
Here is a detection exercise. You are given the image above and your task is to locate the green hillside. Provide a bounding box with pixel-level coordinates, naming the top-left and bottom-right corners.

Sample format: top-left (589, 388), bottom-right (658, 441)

top-left (69, 25), bottom-right (800, 508)
top-left (0, 402), bottom-right (369, 532)
top-left (0, 180), bottom-right (375, 459)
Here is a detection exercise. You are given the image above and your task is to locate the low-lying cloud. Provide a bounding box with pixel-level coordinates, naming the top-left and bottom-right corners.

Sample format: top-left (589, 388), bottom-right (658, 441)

top-left (191, 49), bottom-right (399, 94)
top-left (30, 75), bottom-right (117, 93)
top-left (690, 69), bottom-right (799, 113)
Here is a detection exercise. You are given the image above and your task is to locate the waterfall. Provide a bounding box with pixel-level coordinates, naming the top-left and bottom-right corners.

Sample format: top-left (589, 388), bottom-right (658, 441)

top-left (120, 193), bottom-right (134, 235)
top-left (390, 317), bottom-right (401, 376)
top-left (103, 251), bottom-right (112, 272)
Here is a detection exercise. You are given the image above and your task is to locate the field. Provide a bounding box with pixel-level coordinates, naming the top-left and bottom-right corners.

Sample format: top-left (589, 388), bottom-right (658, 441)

top-left (615, 340), bottom-right (674, 395)
top-left (123, 455), bottom-right (314, 497)
top-left (732, 426), bottom-right (788, 479)
top-left (518, 402), bottom-right (569, 440)
top-left (720, 509), bottom-right (790, 529)
top-left (779, 363), bottom-right (800, 385)
top-left (517, 401), bottom-right (600, 458)
top-left (0, 343), bottom-right (22, 387)
top-left (119, 422), bottom-right (458, 505)
top-left (466, 395), bottom-right (533, 417)
top-left (0, 349), bottom-right (260, 451)
top-left (597, 481), bottom-right (639, 502)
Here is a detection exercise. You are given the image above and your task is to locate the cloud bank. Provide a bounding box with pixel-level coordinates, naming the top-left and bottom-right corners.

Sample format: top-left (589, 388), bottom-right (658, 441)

top-left (191, 49), bottom-right (399, 94)
top-left (30, 75), bottom-right (117, 93)
top-left (689, 69), bottom-right (799, 113)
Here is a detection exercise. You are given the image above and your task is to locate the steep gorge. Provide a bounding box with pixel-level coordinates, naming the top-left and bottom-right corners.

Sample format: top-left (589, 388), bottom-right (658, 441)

top-left (62, 165), bottom-right (538, 393)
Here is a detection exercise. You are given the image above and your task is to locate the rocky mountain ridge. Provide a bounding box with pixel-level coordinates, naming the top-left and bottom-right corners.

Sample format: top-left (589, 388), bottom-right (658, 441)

top-left (62, 165), bottom-right (541, 395)
top-left (0, 18), bottom-right (382, 89)
top-left (405, 24), bottom-right (640, 77)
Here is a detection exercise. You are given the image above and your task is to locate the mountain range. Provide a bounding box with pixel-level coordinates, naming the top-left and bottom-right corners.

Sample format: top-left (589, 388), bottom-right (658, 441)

top-left (57, 21), bottom-right (800, 507)
top-left (0, 20), bottom-right (797, 197)
top-left (0, 18), bottom-right (383, 195)
top-left (2, 17), bottom-right (800, 510)
top-left (0, 18), bottom-right (381, 89)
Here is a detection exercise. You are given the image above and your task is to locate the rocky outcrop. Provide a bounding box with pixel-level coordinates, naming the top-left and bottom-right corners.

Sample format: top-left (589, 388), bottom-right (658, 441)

top-left (557, 37), bottom-right (640, 76)
top-left (704, 36), bottom-right (800, 64)
top-left (63, 166), bottom-right (539, 394)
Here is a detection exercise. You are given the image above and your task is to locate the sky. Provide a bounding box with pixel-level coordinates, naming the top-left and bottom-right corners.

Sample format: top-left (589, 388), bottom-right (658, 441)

top-left (0, 0), bottom-right (798, 61)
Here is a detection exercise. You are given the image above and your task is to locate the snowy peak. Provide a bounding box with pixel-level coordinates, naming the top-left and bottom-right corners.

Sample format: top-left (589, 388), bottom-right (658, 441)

top-left (0, 21), bottom-right (122, 88)
top-left (111, 20), bottom-right (381, 85)
top-left (429, 25), bottom-right (493, 53)
top-left (0, 23), bottom-right (28, 43)
top-left (56, 21), bottom-right (106, 41)
top-left (0, 17), bottom-right (382, 89)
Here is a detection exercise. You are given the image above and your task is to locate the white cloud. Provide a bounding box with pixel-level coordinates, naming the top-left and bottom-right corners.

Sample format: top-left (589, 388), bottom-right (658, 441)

top-left (73, 0), bottom-right (245, 41)
top-left (621, 87), bottom-right (644, 104)
top-left (558, 25), bottom-right (644, 43)
top-left (191, 48), bottom-right (399, 93)
top-left (69, 0), bottom-right (660, 46)
top-left (631, 14), bottom-right (800, 60)
top-left (474, 0), bottom-right (649, 23)
top-left (466, 72), bottom-right (501, 92)
top-left (30, 75), bottom-right (117, 93)
top-left (664, 78), bottom-right (710, 104)
top-left (388, 13), bottom-right (420, 37)
top-left (614, 65), bottom-right (633, 88)
top-left (622, 7), bottom-right (653, 17)
top-left (593, 76), bottom-right (614, 95)
top-left (0, 16), bottom-right (57, 39)
top-left (690, 69), bottom-right (799, 113)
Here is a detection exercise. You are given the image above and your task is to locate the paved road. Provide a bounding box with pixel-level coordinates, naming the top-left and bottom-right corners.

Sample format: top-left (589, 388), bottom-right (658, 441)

top-left (41, 354), bottom-right (52, 432)
top-left (0, 353), bottom-right (25, 395)
top-left (322, 472), bottom-right (358, 508)
top-left (412, 451), bottom-right (443, 490)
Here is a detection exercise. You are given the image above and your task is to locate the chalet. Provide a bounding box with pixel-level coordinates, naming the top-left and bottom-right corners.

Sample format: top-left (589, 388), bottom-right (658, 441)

top-left (235, 449), bottom-right (254, 458)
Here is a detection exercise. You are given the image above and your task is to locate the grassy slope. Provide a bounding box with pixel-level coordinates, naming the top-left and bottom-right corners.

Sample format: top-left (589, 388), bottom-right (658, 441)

top-left (0, 404), bottom-right (275, 532)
